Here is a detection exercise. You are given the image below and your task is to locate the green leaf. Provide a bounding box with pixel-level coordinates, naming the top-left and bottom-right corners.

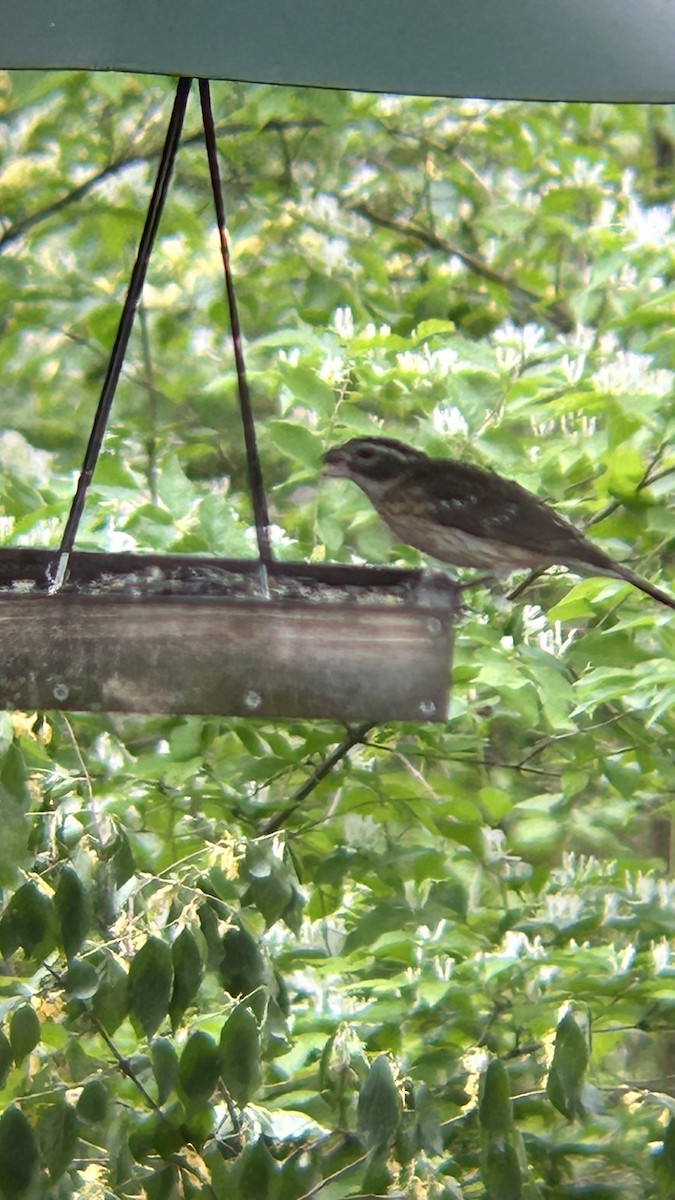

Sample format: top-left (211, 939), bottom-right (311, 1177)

top-left (0, 744), bottom-right (30, 887)
top-left (0, 1030), bottom-right (12, 1089)
top-left (145, 1165), bottom-right (178, 1200)
top-left (36, 1098), bottom-right (78, 1182)
top-left (64, 958), bottom-right (99, 999)
top-left (277, 363), bottom-right (337, 416)
top-left (657, 1116), bottom-right (675, 1181)
top-left (152, 1037), bottom-right (179, 1105)
top-left (357, 1056), bottom-right (402, 1150)
top-left (128, 936), bottom-right (174, 1040)
top-left (0, 743), bottom-right (27, 801)
top-left (481, 1138), bottom-right (523, 1200)
top-left (479, 1059), bottom-right (513, 1137)
top-left (234, 1137), bottom-right (279, 1199)
top-left (413, 1082), bottom-right (443, 1156)
top-left (267, 419), bottom-right (323, 467)
top-left (156, 454), bottom-right (197, 519)
top-left (9, 1004), bottom-right (40, 1066)
top-left (546, 1009), bottom-right (589, 1119)
top-left (91, 953), bottom-right (129, 1035)
top-left (54, 867), bottom-right (90, 959)
top-left (178, 1030), bottom-right (221, 1107)
top-left (219, 1005), bottom-right (261, 1106)
top-left (103, 829), bottom-right (136, 889)
top-left (414, 318), bottom-right (457, 339)
top-left (170, 927), bottom-right (204, 1028)
top-left (0, 880), bottom-right (57, 959)
top-left (361, 1150), bottom-right (394, 1195)
top-left (0, 1106), bottom-right (38, 1198)
top-left (76, 1079), bottom-right (109, 1125)
top-left (218, 924), bottom-right (267, 998)
top-left (128, 1114), bottom-right (163, 1164)
top-left (241, 841), bottom-right (298, 929)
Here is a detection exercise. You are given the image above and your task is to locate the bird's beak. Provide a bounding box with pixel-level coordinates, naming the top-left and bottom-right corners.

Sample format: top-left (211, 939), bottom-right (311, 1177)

top-left (322, 447), bottom-right (350, 478)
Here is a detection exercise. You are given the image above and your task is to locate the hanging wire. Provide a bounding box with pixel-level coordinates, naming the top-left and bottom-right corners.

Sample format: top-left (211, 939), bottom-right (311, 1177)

top-left (47, 76), bottom-right (193, 592)
top-left (198, 78), bottom-right (272, 596)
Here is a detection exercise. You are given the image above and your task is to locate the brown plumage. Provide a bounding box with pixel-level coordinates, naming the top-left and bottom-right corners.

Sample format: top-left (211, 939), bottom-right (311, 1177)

top-left (323, 436), bottom-right (674, 610)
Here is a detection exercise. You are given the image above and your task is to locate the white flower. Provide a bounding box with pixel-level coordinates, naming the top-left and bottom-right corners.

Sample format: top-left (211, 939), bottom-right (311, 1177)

top-left (245, 524), bottom-right (292, 548)
top-left (318, 354), bottom-right (346, 383)
top-left (334, 306), bottom-right (354, 339)
top-left (652, 940), bottom-right (670, 974)
top-left (343, 814), bottom-right (386, 851)
top-left (501, 930), bottom-right (533, 958)
top-left (482, 827), bottom-right (507, 862)
top-left (560, 353), bottom-right (586, 384)
top-left (376, 95), bottom-right (402, 116)
top-left (617, 944), bottom-right (636, 973)
top-left (432, 404), bottom-right (468, 437)
top-left (592, 350), bottom-right (673, 397)
top-left (624, 199), bottom-right (672, 247)
top-left (571, 158), bottom-right (605, 186)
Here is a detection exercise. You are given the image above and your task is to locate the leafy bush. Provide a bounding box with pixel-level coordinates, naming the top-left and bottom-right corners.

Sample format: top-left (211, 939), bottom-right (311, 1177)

top-left (0, 73), bottom-right (673, 1198)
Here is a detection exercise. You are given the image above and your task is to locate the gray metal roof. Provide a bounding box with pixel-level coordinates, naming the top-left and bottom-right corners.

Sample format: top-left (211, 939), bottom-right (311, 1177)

top-left (3, 0), bottom-right (675, 102)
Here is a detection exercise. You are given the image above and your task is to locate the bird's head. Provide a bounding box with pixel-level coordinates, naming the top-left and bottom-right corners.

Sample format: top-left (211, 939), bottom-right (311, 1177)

top-left (323, 437), bottom-right (426, 490)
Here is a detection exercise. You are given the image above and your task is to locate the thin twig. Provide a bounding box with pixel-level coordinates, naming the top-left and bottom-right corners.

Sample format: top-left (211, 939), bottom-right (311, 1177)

top-left (507, 444), bottom-right (673, 602)
top-left (295, 1152), bottom-right (370, 1200)
top-left (259, 723), bottom-right (374, 836)
top-left (139, 300), bottom-right (159, 506)
top-left (59, 714), bottom-right (94, 806)
top-left (91, 1014), bottom-right (162, 1114)
top-left (95, 1012), bottom-right (226, 1198)
top-left (347, 201), bottom-right (574, 334)
top-left (0, 119), bottom-right (323, 254)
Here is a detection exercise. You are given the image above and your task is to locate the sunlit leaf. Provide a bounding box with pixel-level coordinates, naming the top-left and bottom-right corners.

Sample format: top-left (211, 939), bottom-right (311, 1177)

top-left (9, 1004), bottom-right (40, 1066)
top-left (356, 1056), bottom-right (402, 1150)
top-left (128, 937), bottom-right (174, 1040)
top-left (178, 1030), bottom-right (221, 1107)
top-left (36, 1098), bottom-right (78, 1182)
top-left (219, 1005), bottom-right (261, 1106)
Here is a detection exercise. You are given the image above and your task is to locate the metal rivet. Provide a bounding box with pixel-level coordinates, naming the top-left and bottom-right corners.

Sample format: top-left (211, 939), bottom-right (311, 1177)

top-left (243, 689), bottom-right (262, 710)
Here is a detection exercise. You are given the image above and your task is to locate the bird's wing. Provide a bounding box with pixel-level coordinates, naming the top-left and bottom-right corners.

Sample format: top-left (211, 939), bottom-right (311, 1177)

top-left (418, 460), bottom-right (612, 569)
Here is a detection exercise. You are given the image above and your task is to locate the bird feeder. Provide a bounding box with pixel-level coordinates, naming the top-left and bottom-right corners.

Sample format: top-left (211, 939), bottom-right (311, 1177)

top-left (0, 549), bottom-right (455, 721)
top-left (2, 2), bottom-right (672, 722)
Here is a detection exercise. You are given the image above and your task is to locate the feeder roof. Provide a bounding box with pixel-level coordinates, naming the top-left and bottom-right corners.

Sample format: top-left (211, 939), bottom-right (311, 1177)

top-left (3, 0), bottom-right (675, 103)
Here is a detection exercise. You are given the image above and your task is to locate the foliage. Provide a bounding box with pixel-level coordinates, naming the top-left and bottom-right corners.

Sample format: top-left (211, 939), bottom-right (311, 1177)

top-left (0, 71), bottom-right (674, 1199)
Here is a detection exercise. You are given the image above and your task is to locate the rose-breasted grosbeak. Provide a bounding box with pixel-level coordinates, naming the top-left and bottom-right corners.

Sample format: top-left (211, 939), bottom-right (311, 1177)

top-left (323, 436), bottom-right (675, 610)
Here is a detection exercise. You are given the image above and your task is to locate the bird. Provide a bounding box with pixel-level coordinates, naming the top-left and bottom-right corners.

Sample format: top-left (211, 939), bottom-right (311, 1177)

top-left (322, 436), bottom-right (675, 610)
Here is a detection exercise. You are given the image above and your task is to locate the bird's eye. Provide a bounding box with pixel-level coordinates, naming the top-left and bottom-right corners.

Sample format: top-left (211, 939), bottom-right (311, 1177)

top-left (356, 446), bottom-right (376, 461)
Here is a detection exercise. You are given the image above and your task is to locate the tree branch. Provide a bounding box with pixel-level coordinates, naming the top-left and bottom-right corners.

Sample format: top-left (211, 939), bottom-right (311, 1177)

top-left (259, 722), bottom-right (374, 836)
top-left (0, 118), bottom-right (324, 253)
top-left (346, 200), bottom-right (575, 335)
top-left (507, 443), bottom-right (674, 601)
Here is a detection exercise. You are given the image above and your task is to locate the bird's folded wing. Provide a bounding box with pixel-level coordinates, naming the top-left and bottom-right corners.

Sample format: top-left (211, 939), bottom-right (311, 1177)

top-left (420, 462), bottom-right (611, 569)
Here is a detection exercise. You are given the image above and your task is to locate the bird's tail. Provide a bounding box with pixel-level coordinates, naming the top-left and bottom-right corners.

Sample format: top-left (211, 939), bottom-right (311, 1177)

top-left (614, 564), bottom-right (675, 610)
